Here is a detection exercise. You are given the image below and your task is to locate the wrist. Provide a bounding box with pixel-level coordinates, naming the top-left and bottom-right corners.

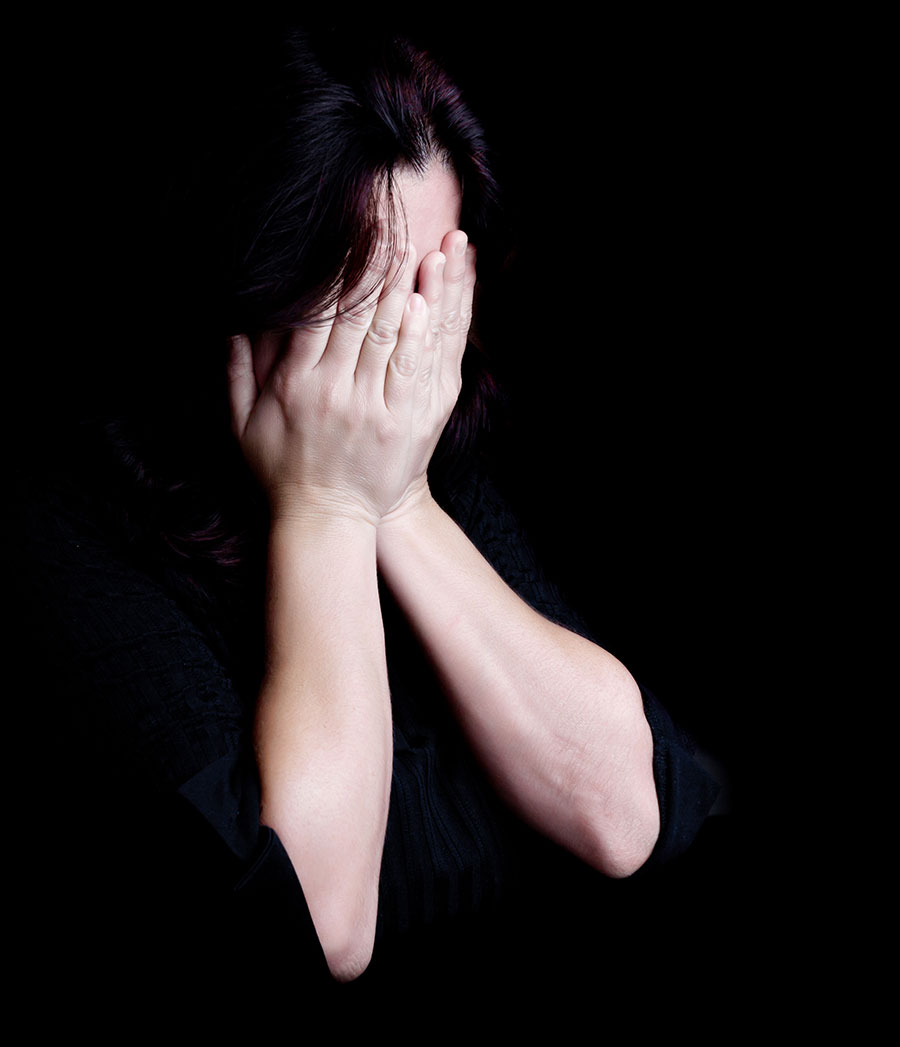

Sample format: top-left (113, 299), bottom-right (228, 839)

top-left (268, 484), bottom-right (382, 535)
top-left (265, 505), bottom-right (381, 679)
top-left (268, 507), bottom-right (379, 569)
top-left (379, 483), bottom-right (440, 538)
top-left (377, 489), bottom-right (451, 580)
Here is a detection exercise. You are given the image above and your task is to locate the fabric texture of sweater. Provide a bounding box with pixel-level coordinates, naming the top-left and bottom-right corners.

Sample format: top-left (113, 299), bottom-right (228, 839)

top-left (13, 455), bottom-right (721, 1012)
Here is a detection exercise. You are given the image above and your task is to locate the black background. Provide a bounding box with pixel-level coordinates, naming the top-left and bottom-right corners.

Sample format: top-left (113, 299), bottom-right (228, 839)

top-left (12, 11), bottom-right (796, 1007)
top-left (14, 11), bottom-right (777, 834)
top-left (16, 14), bottom-right (775, 785)
top-left (17, 14), bottom-right (784, 768)
top-left (419, 16), bottom-right (770, 789)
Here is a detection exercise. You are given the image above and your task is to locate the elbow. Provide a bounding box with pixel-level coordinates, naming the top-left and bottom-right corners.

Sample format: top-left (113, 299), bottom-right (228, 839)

top-left (584, 799), bottom-right (660, 879)
top-left (322, 930), bottom-right (375, 984)
top-left (579, 721), bottom-right (661, 879)
top-left (314, 890), bottom-right (378, 983)
top-left (262, 803), bottom-right (383, 983)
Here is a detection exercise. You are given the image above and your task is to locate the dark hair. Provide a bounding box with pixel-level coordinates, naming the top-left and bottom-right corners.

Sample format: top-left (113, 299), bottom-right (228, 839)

top-left (46, 24), bottom-right (505, 617)
top-left (168, 24), bottom-right (504, 453)
top-left (208, 28), bottom-right (501, 335)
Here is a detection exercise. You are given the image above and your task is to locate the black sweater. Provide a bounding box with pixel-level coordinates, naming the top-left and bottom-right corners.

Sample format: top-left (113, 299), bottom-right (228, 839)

top-left (12, 457), bottom-right (720, 1014)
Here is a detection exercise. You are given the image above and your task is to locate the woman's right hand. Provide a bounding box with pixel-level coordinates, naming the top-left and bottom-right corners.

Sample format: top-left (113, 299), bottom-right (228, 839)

top-left (227, 243), bottom-right (431, 527)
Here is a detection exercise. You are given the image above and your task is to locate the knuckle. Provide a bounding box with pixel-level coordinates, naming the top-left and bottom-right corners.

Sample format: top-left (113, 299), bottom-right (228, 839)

top-left (374, 415), bottom-right (397, 443)
top-left (306, 376), bottom-right (349, 421)
top-left (440, 309), bottom-right (461, 334)
top-left (308, 384), bottom-right (337, 421)
top-left (339, 302), bottom-right (375, 329)
top-left (365, 319), bottom-right (399, 348)
top-left (270, 366), bottom-right (300, 406)
top-left (390, 351), bottom-right (419, 378)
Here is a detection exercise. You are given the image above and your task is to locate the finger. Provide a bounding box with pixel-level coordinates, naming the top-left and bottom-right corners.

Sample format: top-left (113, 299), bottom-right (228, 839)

top-left (279, 316), bottom-right (333, 373)
top-left (318, 237), bottom-right (393, 373)
top-left (416, 249), bottom-right (446, 356)
top-left (251, 330), bottom-right (285, 392)
top-left (306, 291), bottom-right (376, 378)
top-left (462, 243), bottom-right (477, 324)
top-left (450, 243), bottom-right (477, 379)
top-left (227, 334), bottom-right (256, 438)
top-left (384, 293), bottom-right (429, 411)
top-left (438, 230), bottom-right (469, 347)
top-left (312, 285), bottom-right (382, 376)
top-left (355, 243), bottom-right (417, 388)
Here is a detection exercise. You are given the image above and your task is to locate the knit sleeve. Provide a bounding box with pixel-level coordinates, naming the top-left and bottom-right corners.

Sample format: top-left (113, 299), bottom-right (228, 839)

top-left (440, 464), bottom-right (721, 869)
top-left (12, 481), bottom-right (330, 987)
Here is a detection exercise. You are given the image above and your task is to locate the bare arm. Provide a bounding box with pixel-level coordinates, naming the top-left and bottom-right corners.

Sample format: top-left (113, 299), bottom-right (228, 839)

top-left (254, 514), bottom-right (390, 982)
top-left (377, 228), bottom-right (659, 877)
top-left (228, 243), bottom-right (430, 981)
top-left (377, 497), bottom-right (659, 878)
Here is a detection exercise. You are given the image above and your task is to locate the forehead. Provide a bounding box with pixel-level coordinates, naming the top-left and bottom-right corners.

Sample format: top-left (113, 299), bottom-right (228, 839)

top-left (392, 160), bottom-right (462, 260)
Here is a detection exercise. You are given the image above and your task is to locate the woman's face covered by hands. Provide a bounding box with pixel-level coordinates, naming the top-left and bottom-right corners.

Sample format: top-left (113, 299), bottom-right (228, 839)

top-left (251, 160), bottom-right (463, 393)
top-left (230, 159), bottom-right (476, 525)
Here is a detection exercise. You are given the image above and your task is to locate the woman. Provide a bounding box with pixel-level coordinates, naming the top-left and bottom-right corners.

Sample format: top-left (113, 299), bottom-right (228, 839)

top-left (14, 23), bottom-right (720, 1003)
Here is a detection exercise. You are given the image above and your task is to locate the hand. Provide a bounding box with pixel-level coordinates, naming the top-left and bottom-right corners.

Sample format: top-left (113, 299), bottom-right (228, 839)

top-left (382, 228), bottom-right (477, 521)
top-left (228, 241), bottom-right (431, 526)
top-left (228, 230), bottom-right (476, 527)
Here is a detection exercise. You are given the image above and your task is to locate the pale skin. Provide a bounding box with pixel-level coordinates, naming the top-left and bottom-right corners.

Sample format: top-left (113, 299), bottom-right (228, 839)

top-left (227, 160), bottom-right (660, 982)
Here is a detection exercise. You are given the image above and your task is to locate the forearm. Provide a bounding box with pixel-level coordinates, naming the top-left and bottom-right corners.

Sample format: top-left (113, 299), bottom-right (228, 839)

top-left (227, 218), bottom-right (475, 976)
top-left (255, 514), bottom-right (392, 981)
top-left (377, 495), bottom-right (659, 877)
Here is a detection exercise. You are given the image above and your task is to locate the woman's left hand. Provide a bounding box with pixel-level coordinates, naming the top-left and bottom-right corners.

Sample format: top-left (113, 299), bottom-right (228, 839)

top-left (383, 229), bottom-right (477, 521)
